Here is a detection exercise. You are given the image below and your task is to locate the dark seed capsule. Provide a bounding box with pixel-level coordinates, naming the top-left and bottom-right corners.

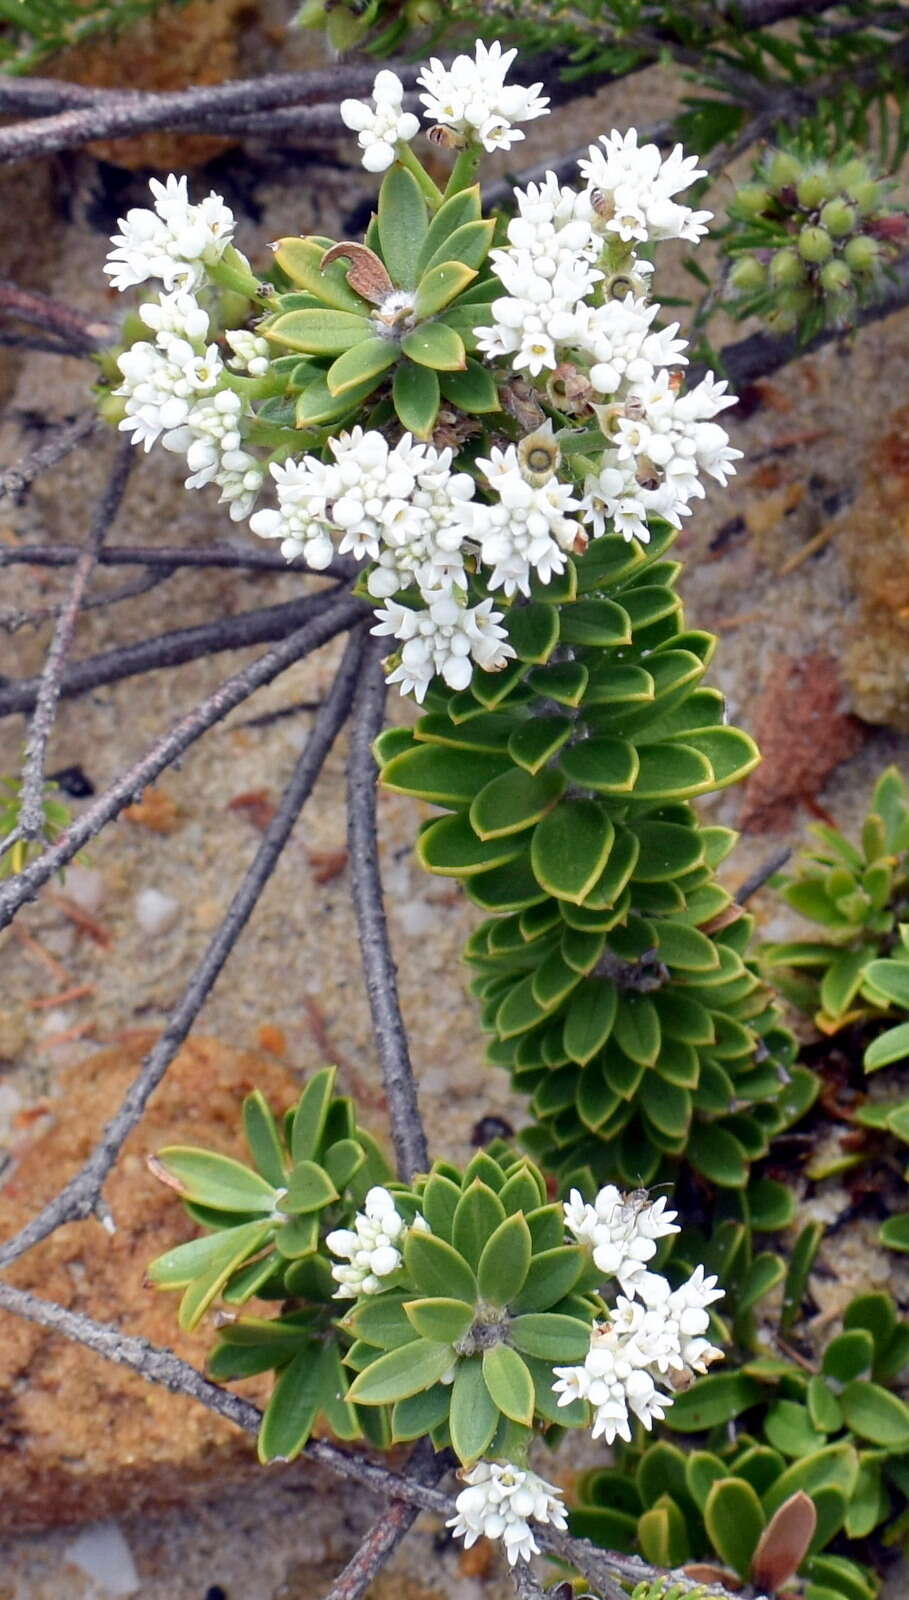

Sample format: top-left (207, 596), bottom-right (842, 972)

top-left (48, 765), bottom-right (95, 798)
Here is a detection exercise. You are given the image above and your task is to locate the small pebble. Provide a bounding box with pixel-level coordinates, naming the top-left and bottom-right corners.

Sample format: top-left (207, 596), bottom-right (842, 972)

top-left (64, 1520), bottom-right (140, 1595)
top-left (397, 899), bottom-right (437, 937)
top-left (134, 887), bottom-right (180, 936)
top-left (64, 865), bottom-right (106, 914)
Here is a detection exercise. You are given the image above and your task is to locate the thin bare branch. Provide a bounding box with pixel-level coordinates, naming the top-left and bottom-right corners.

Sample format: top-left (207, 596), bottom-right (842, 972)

top-left (0, 590), bottom-right (363, 930)
top-left (736, 846), bottom-right (792, 903)
top-left (0, 412), bottom-right (101, 504)
top-left (511, 1562), bottom-right (548, 1600)
top-left (0, 277), bottom-right (114, 352)
top-left (0, 65), bottom-right (421, 164)
top-left (19, 440), bottom-right (132, 840)
top-left (0, 627), bottom-right (366, 1269)
top-left (0, 586), bottom-right (366, 720)
top-left (0, 541), bottom-right (357, 580)
top-left (320, 1441), bottom-right (444, 1600)
top-left (347, 636), bottom-right (428, 1182)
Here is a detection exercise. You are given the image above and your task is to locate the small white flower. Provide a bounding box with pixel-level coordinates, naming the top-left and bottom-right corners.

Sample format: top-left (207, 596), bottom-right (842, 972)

top-left (372, 590), bottom-right (514, 700)
top-left (418, 40), bottom-right (548, 153)
top-left (579, 130), bottom-right (711, 244)
top-left (105, 174), bottom-right (234, 293)
top-left (225, 328), bottom-right (270, 378)
top-left (326, 1186), bottom-right (423, 1299)
top-left (447, 1462), bottom-right (567, 1566)
top-left (340, 70), bottom-right (420, 173)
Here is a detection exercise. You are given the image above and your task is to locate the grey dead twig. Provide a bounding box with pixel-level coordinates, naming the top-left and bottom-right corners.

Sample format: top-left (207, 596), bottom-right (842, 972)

top-left (18, 439), bottom-right (132, 841)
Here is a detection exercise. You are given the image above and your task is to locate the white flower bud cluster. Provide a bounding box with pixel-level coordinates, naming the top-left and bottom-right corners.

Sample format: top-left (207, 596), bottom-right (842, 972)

top-left (105, 174), bottom-right (234, 293)
top-left (115, 334), bottom-right (223, 452)
top-left (418, 40), bottom-right (549, 153)
top-left (325, 1185), bottom-right (428, 1298)
top-left (563, 1183), bottom-right (681, 1291)
top-left (465, 443), bottom-right (582, 597)
top-left (552, 1263), bottom-right (724, 1444)
top-left (340, 69), bottom-right (421, 173)
top-left (446, 1462), bottom-right (568, 1565)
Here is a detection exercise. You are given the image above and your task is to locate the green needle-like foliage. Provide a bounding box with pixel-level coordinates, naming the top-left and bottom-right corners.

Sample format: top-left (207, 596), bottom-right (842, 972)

top-left (0, 0), bottom-right (192, 74)
top-left (377, 523), bottom-right (815, 1197)
top-left (573, 1289), bottom-right (909, 1599)
top-left (762, 767), bottom-right (909, 1249)
top-left (0, 774), bottom-right (71, 877)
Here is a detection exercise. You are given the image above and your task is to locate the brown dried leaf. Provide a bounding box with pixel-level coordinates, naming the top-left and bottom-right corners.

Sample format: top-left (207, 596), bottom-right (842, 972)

top-left (320, 242), bottom-right (392, 305)
top-left (751, 1490), bottom-right (817, 1592)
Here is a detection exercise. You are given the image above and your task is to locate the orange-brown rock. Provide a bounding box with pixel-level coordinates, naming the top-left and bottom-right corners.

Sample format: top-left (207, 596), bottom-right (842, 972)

top-left (53, 0), bottom-right (252, 168)
top-left (0, 1033), bottom-right (303, 1531)
top-left (740, 649), bottom-right (866, 833)
top-left (839, 402), bottom-right (909, 728)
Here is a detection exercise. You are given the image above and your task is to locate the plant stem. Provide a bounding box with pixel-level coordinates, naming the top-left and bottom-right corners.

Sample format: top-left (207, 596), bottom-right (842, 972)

top-left (444, 144), bottom-right (482, 199)
top-left (395, 141), bottom-right (445, 210)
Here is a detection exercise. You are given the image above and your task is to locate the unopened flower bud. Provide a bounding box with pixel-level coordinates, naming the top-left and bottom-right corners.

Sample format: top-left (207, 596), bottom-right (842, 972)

top-left (850, 179), bottom-right (883, 216)
top-left (796, 170), bottom-right (833, 209)
top-left (843, 234), bottom-right (882, 274)
top-left (798, 225), bottom-right (833, 264)
top-left (729, 256), bottom-right (768, 292)
top-left (605, 272), bottom-right (637, 300)
top-left (736, 184), bottom-right (771, 219)
top-left (767, 150), bottom-right (802, 190)
top-left (819, 198), bottom-right (856, 238)
top-left (769, 246), bottom-right (804, 287)
top-left (819, 258), bottom-right (853, 295)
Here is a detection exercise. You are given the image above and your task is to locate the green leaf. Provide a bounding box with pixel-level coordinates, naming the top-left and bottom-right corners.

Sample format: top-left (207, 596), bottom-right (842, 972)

top-left (686, 1124), bottom-right (750, 1187)
top-left (638, 1497), bottom-right (690, 1568)
top-left (664, 1372), bottom-right (764, 1431)
top-left (391, 1385), bottom-right (451, 1441)
top-left (405, 1230), bottom-right (478, 1303)
top-left (347, 1338), bottom-right (456, 1405)
top-left (404, 1297), bottom-right (475, 1344)
top-left (560, 736), bottom-right (639, 795)
top-left (175, 1222), bottom-right (275, 1330)
top-left (865, 957), bottom-right (909, 1009)
top-left (631, 742), bottom-right (714, 800)
top-left (265, 307), bottom-right (370, 355)
top-left (840, 1379), bottom-right (909, 1447)
top-left (511, 1246), bottom-right (584, 1313)
top-left (242, 1091), bottom-right (287, 1187)
top-left (417, 813), bottom-right (523, 877)
top-left (449, 1356), bottom-right (499, 1464)
top-left (295, 372), bottom-right (378, 425)
top-left (325, 336), bottom-right (398, 396)
top-left (614, 996), bottom-right (661, 1067)
top-left (508, 716), bottom-right (573, 775)
top-left (762, 1442), bottom-right (859, 1522)
top-left (531, 799), bottom-right (614, 904)
top-left (822, 1329), bottom-right (874, 1385)
top-left (452, 1180), bottom-right (507, 1268)
top-left (413, 260), bottom-right (477, 318)
top-left (274, 1211), bottom-right (320, 1259)
top-left (382, 743), bottom-right (509, 805)
top-left (656, 921), bottom-right (720, 972)
top-left (392, 361), bottom-right (440, 438)
top-left (808, 1376), bottom-right (844, 1434)
top-left (477, 1213), bottom-right (532, 1306)
top-left (505, 602), bottom-right (560, 665)
top-left (147, 1218), bottom-right (273, 1290)
top-left (439, 359), bottom-right (499, 414)
top-left (424, 218), bottom-right (496, 274)
top-left (401, 322), bottom-right (466, 371)
top-left (273, 237), bottom-right (368, 312)
top-left (510, 1313), bottom-right (591, 1361)
top-left (291, 1068), bottom-right (336, 1162)
top-left (865, 1021), bottom-right (909, 1071)
top-left (378, 166), bottom-right (429, 288)
top-left (348, 1292), bottom-right (414, 1350)
top-left (564, 978), bottom-right (618, 1064)
top-left (558, 599), bottom-right (631, 647)
top-left (482, 1344), bottom-right (535, 1424)
top-left (283, 1159), bottom-right (338, 1214)
top-left (257, 1342), bottom-right (330, 1462)
top-left (781, 1222), bottom-right (824, 1332)
top-left (704, 1478), bottom-right (766, 1580)
top-left (633, 821), bottom-right (704, 882)
top-left (880, 1213), bottom-right (909, 1251)
top-left (471, 768), bottom-right (566, 841)
top-left (685, 1451), bottom-right (726, 1510)
top-left (765, 1400), bottom-right (828, 1458)
top-left (152, 1146), bottom-right (277, 1211)
top-left (819, 946), bottom-right (872, 1022)
top-left (415, 186), bottom-right (482, 276)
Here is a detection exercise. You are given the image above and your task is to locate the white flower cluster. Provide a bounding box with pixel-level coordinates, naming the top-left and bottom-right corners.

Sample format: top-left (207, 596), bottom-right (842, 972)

top-left (106, 183), bottom-right (265, 521)
top-left (419, 40), bottom-right (549, 153)
top-left (340, 69), bottom-right (421, 174)
top-left (338, 43), bottom-right (548, 173)
top-left (563, 1183), bottom-right (681, 1291)
top-left (325, 1185), bottom-right (426, 1298)
top-left (447, 1462), bottom-right (568, 1565)
top-left (552, 1263), bottom-right (724, 1444)
top-left (476, 146), bottom-right (741, 545)
top-left (105, 174), bottom-right (235, 293)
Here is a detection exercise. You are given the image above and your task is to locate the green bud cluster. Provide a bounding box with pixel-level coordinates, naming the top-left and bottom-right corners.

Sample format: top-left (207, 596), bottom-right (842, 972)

top-left (725, 145), bottom-right (905, 340)
top-left (574, 1288), bottom-right (909, 1600)
top-left (0, 775), bottom-right (71, 878)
